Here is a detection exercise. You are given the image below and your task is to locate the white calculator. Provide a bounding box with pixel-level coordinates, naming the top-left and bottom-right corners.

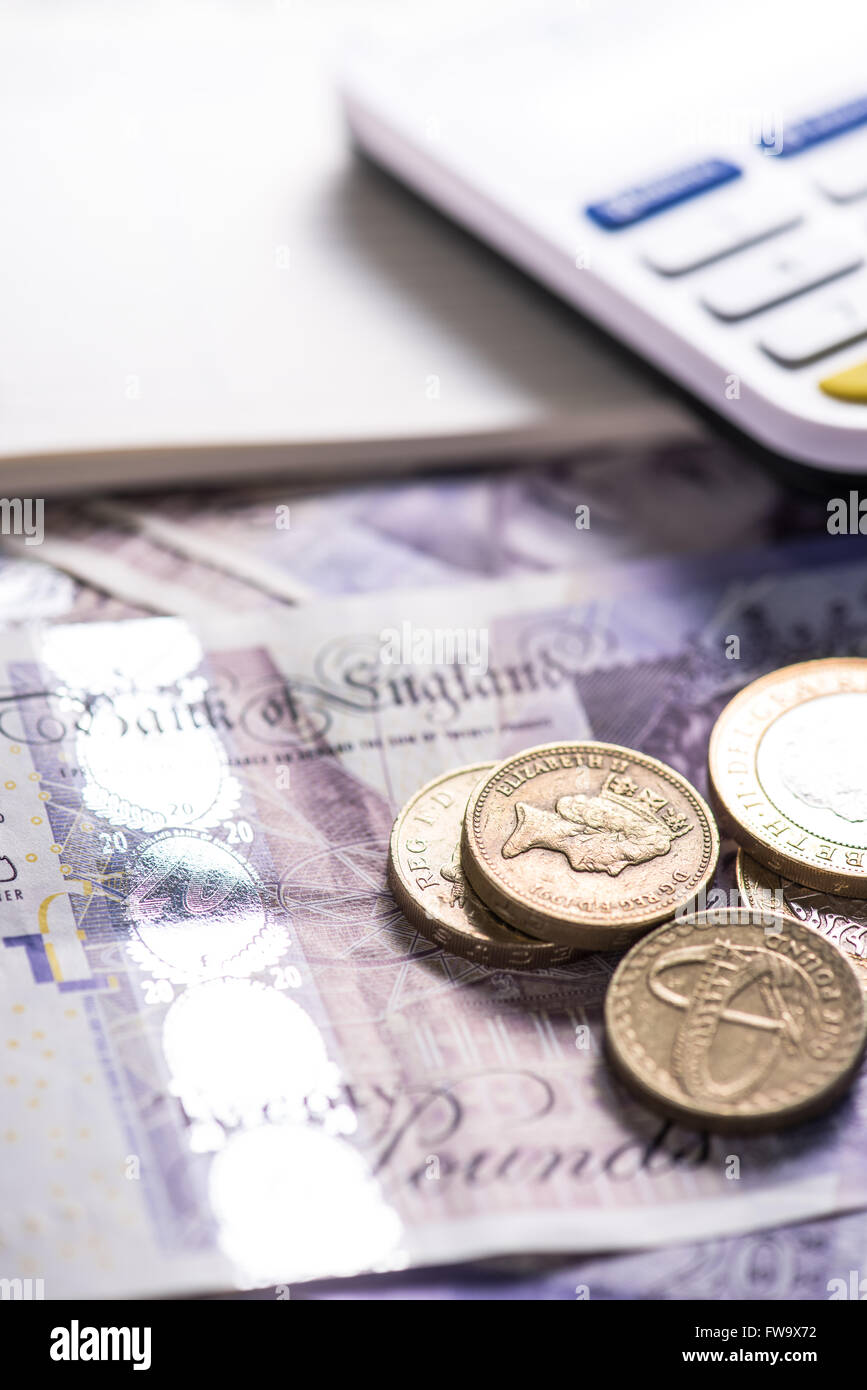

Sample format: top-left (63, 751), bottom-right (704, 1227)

top-left (341, 0), bottom-right (867, 471)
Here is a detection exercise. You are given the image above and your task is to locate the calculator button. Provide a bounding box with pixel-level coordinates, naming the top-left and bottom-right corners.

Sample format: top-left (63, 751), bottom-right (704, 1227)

top-left (585, 159), bottom-right (741, 230)
top-left (762, 93), bottom-right (867, 158)
top-left (701, 238), bottom-right (863, 321)
top-left (644, 198), bottom-right (802, 275)
top-left (819, 359), bottom-right (867, 402)
top-left (814, 139), bottom-right (867, 203)
top-left (760, 286), bottom-right (867, 365)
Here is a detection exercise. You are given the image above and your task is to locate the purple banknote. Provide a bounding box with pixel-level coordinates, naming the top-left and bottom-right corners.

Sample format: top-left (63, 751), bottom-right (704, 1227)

top-left (2, 535), bottom-right (867, 1297)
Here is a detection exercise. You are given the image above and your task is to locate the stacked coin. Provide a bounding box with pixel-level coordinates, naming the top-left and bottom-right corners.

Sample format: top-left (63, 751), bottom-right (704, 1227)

top-left (388, 762), bottom-right (583, 970)
top-left (617, 655), bottom-right (867, 1129)
top-left (387, 701), bottom-right (867, 1129)
top-left (388, 741), bottom-right (719, 963)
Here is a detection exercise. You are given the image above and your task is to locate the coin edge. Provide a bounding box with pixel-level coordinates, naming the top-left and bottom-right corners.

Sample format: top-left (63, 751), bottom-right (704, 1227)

top-left (387, 761), bottom-right (581, 969)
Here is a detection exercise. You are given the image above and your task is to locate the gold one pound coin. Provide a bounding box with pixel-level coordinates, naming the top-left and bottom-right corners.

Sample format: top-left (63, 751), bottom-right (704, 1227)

top-left (461, 741), bottom-right (719, 950)
top-left (605, 907), bottom-right (867, 1131)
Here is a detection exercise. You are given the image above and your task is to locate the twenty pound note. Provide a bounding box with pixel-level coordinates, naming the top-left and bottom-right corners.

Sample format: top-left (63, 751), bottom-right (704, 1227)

top-left (2, 537), bottom-right (867, 1297)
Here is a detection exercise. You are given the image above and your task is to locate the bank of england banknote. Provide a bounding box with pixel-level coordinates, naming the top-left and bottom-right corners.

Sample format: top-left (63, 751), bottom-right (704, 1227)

top-left (0, 552), bottom-right (139, 626)
top-left (2, 533), bottom-right (867, 1298)
top-left (30, 439), bottom-right (829, 610)
top-left (291, 1208), bottom-right (867, 1300)
top-left (1, 506), bottom-right (291, 624)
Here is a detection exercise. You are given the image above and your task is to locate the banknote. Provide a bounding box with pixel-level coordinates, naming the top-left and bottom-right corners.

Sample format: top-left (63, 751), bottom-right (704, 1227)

top-left (291, 1209), bottom-right (867, 1300)
top-left (1, 505), bottom-right (292, 625)
top-left (57, 438), bottom-right (829, 606)
top-left (2, 533), bottom-right (867, 1299)
top-left (0, 549), bottom-right (153, 626)
top-left (0, 553), bottom-right (83, 625)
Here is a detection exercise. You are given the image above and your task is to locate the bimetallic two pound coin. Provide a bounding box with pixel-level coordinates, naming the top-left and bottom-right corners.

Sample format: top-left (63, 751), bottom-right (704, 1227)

top-left (605, 908), bottom-right (867, 1132)
top-left (460, 741), bottom-right (719, 950)
top-left (709, 658), bottom-right (867, 898)
top-left (737, 848), bottom-right (867, 993)
top-left (388, 763), bottom-right (581, 970)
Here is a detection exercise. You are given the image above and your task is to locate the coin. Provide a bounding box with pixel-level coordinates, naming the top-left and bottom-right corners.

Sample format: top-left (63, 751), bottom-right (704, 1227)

top-left (388, 763), bottom-right (581, 969)
top-left (605, 907), bottom-right (867, 1131)
top-left (708, 657), bottom-right (867, 897)
top-left (737, 849), bottom-right (867, 992)
top-left (460, 741), bottom-right (719, 950)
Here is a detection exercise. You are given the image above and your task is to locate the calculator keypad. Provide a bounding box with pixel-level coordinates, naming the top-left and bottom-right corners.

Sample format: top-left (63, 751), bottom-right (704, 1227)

top-left (584, 92), bottom-right (867, 409)
top-left (643, 196), bottom-right (803, 276)
top-left (701, 237), bottom-right (863, 322)
top-left (760, 286), bottom-right (867, 366)
top-left (814, 135), bottom-right (867, 204)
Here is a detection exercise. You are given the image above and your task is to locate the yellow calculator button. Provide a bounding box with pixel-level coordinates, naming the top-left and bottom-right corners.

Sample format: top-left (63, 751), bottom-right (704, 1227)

top-left (820, 360), bottom-right (867, 402)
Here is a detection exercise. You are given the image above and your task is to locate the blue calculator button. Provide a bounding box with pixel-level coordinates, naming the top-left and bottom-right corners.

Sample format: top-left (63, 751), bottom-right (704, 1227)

top-left (762, 94), bottom-right (867, 157)
top-left (585, 159), bottom-right (741, 230)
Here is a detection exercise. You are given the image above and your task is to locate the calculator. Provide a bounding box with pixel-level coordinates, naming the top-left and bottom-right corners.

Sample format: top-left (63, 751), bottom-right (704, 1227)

top-left (341, 0), bottom-right (867, 472)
